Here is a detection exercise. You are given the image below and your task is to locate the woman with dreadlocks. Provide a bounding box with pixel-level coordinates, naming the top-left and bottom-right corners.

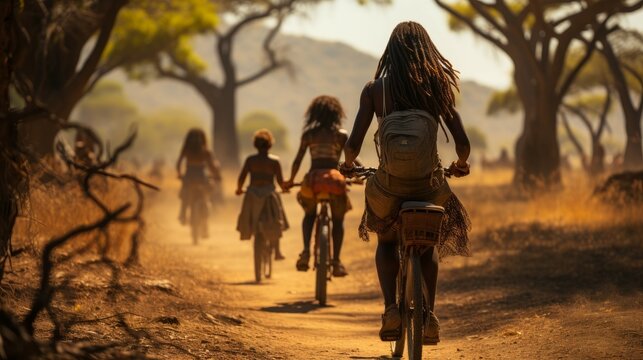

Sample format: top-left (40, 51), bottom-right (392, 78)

top-left (284, 95), bottom-right (353, 277)
top-left (342, 21), bottom-right (471, 344)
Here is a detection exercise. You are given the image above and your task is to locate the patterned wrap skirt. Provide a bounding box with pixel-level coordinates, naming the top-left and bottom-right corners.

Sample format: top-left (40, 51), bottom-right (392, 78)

top-left (359, 168), bottom-right (471, 259)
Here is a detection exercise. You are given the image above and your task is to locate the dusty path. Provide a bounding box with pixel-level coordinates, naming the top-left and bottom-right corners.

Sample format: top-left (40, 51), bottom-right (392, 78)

top-left (145, 183), bottom-right (643, 360)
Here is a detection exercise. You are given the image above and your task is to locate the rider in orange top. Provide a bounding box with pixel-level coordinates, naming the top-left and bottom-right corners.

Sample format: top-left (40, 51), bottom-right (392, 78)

top-left (284, 95), bottom-right (351, 277)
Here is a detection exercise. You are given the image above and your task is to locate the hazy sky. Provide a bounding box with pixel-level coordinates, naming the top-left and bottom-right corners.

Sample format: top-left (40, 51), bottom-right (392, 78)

top-left (282, 0), bottom-right (643, 89)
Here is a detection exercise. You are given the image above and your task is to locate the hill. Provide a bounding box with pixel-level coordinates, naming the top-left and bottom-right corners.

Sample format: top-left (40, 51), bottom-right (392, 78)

top-left (106, 24), bottom-right (525, 162)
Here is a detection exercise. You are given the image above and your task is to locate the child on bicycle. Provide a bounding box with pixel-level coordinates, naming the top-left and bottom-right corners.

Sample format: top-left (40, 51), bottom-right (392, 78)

top-left (283, 95), bottom-right (352, 277)
top-left (343, 21), bottom-right (471, 344)
top-left (176, 128), bottom-right (221, 226)
top-left (236, 129), bottom-right (288, 260)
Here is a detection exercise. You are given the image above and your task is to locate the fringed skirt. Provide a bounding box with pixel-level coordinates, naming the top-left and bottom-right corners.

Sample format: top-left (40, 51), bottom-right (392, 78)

top-left (358, 170), bottom-right (471, 259)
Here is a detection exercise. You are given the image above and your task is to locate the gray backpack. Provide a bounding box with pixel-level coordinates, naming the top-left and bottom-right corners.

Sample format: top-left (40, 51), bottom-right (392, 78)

top-left (375, 79), bottom-right (439, 179)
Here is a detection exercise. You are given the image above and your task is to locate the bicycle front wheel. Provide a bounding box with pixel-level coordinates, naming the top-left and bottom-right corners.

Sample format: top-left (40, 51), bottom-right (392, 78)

top-left (407, 252), bottom-right (424, 360)
top-left (264, 237), bottom-right (272, 279)
top-left (315, 223), bottom-right (329, 306)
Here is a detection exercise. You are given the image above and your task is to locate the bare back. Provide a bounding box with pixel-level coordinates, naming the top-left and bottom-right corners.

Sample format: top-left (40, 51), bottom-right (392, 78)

top-left (239, 153), bottom-right (284, 189)
top-left (305, 127), bottom-right (348, 170)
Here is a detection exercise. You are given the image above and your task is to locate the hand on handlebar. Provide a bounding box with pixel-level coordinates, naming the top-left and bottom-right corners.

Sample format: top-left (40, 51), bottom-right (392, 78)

top-left (282, 179), bottom-right (295, 190)
top-left (448, 160), bottom-right (470, 178)
top-left (339, 162), bottom-right (358, 177)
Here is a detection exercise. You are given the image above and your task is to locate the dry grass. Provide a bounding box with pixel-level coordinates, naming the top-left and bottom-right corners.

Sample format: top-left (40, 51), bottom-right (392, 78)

top-left (12, 176), bottom-right (140, 262)
top-left (454, 169), bottom-right (642, 235)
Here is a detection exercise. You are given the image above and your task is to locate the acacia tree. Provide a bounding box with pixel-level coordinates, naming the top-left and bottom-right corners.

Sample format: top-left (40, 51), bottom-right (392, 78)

top-left (128, 0), bottom-right (302, 168)
top-left (12, 0), bottom-right (217, 158)
top-left (13, 0), bottom-right (129, 157)
top-left (436, 0), bottom-right (642, 187)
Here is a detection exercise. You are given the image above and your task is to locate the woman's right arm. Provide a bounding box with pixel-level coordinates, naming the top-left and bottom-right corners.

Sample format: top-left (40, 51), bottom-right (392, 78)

top-left (286, 134), bottom-right (308, 186)
top-left (236, 158), bottom-right (249, 195)
top-left (344, 82), bottom-right (375, 167)
top-left (176, 150), bottom-right (184, 179)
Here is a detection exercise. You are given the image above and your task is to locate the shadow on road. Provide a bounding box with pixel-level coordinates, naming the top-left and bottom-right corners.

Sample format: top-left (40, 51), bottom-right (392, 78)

top-left (439, 222), bottom-right (642, 337)
top-left (260, 300), bottom-right (334, 314)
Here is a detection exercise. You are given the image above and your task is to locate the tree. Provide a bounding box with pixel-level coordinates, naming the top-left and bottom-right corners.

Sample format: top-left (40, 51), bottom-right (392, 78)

top-left (12, 0), bottom-right (216, 158)
top-left (12, 0), bottom-right (129, 157)
top-left (436, 0), bottom-right (643, 187)
top-left (140, 0), bottom-right (304, 168)
top-left (598, 29), bottom-right (643, 169)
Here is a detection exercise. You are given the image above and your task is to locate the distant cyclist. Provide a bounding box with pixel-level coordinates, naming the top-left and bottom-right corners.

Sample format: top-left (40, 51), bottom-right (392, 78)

top-left (342, 22), bottom-right (472, 344)
top-left (236, 129), bottom-right (289, 260)
top-left (176, 128), bottom-right (221, 226)
top-left (284, 95), bottom-right (351, 277)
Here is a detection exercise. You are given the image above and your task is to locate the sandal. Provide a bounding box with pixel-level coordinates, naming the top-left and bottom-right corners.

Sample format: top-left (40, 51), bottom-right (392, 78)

top-left (379, 304), bottom-right (402, 341)
top-left (423, 311), bottom-right (440, 345)
top-left (332, 261), bottom-right (348, 277)
top-left (296, 251), bottom-right (310, 271)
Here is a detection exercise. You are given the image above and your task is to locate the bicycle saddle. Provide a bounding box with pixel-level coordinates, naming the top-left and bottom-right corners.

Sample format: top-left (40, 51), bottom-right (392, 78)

top-left (400, 201), bottom-right (445, 212)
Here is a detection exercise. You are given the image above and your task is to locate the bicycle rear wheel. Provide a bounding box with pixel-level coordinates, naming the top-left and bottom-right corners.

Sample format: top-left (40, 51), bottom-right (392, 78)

top-left (315, 222), bottom-right (329, 306)
top-left (406, 252), bottom-right (424, 360)
top-left (190, 200), bottom-right (201, 245)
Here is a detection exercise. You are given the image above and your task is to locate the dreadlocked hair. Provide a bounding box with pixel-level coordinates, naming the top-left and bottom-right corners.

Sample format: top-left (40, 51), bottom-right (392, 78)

top-left (375, 21), bottom-right (459, 119)
top-left (303, 95), bottom-right (345, 132)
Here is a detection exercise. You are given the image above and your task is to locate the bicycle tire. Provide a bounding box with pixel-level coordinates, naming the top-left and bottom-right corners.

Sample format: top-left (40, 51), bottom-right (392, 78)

top-left (254, 234), bottom-right (263, 283)
top-left (190, 200), bottom-right (201, 245)
top-left (315, 222), bottom-right (329, 306)
top-left (407, 252), bottom-right (423, 360)
top-left (392, 310), bottom-right (406, 358)
top-left (264, 237), bottom-right (272, 279)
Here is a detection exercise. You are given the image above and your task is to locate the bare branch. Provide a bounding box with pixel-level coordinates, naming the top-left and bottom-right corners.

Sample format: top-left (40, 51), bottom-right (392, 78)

top-left (222, 0), bottom-right (296, 41)
top-left (596, 84), bottom-right (612, 139)
top-left (560, 109), bottom-right (588, 169)
top-left (62, 0), bottom-right (127, 111)
top-left (556, 20), bottom-right (608, 101)
top-left (435, 0), bottom-right (508, 51)
top-left (236, 13), bottom-right (288, 87)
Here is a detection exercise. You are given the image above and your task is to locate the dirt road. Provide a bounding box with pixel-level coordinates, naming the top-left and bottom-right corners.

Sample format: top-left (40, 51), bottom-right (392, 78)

top-left (144, 183), bottom-right (643, 360)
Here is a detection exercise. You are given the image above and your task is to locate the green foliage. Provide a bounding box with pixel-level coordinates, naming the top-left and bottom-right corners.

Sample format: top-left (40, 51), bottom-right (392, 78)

top-left (445, 1), bottom-right (531, 32)
top-left (465, 125), bottom-right (488, 150)
top-left (104, 0), bottom-right (218, 78)
top-left (238, 111), bottom-right (289, 152)
top-left (76, 81), bottom-right (204, 161)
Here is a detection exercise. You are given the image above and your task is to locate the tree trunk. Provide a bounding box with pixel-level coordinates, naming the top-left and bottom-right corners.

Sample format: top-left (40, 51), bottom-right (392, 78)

top-left (623, 110), bottom-right (642, 170)
top-left (18, 115), bottom-right (60, 158)
top-left (0, 0), bottom-right (21, 282)
top-left (513, 73), bottom-right (561, 188)
top-left (210, 86), bottom-right (240, 168)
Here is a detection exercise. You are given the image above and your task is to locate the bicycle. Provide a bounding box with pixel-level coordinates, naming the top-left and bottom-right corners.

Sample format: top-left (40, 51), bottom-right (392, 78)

top-left (290, 176), bottom-right (365, 306)
top-left (185, 182), bottom-right (210, 245)
top-left (238, 189), bottom-right (280, 283)
top-left (344, 166), bottom-right (451, 360)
